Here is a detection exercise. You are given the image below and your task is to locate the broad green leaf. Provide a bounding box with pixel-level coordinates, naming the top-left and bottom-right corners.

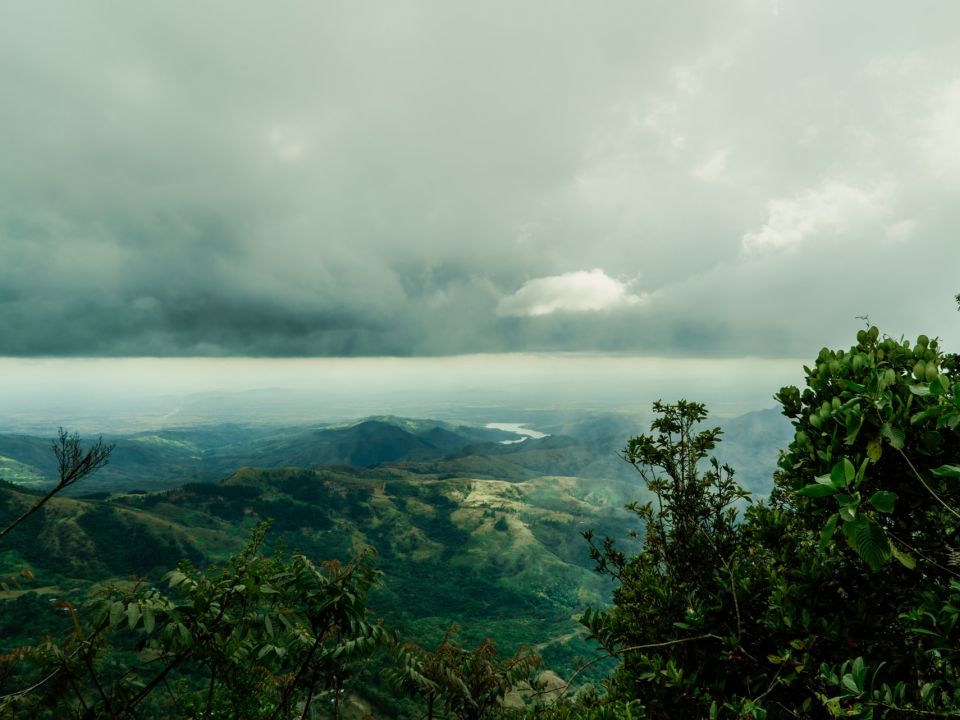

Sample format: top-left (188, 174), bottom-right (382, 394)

top-left (142, 606), bottom-right (155, 633)
top-left (126, 603), bottom-right (141, 630)
top-left (109, 601), bottom-right (124, 628)
top-left (911, 407), bottom-right (940, 425)
top-left (891, 545), bottom-right (916, 570)
top-left (839, 502), bottom-right (858, 522)
top-left (844, 518), bottom-right (891, 572)
top-left (868, 491), bottom-right (897, 513)
top-left (819, 514), bottom-right (839, 551)
top-left (177, 622), bottom-right (192, 646)
top-left (931, 375), bottom-right (951, 396)
top-left (842, 674), bottom-right (861, 694)
top-left (932, 465), bottom-right (960, 478)
top-left (831, 458), bottom-right (856, 488)
top-left (844, 413), bottom-right (864, 445)
top-left (796, 483), bottom-right (838, 498)
top-left (852, 657), bottom-right (867, 691)
top-left (866, 436), bottom-right (883, 463)
top-left (881, 423), bottom-right (905, 450)
top-left (909, 384), bottom-right (931, 397)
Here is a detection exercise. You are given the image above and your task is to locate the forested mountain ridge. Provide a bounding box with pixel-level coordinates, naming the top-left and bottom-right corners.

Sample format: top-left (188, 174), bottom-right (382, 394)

top-left (0, 407), bottom-right (795, 718)
top-left (0, 410), bottom-right (790, 495)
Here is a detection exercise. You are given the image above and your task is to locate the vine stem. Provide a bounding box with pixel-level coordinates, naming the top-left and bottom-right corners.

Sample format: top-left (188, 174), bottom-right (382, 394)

top-left (550, 633), bottom-right (723, 699)
top-left (897, 448), bottom-right (960, 522)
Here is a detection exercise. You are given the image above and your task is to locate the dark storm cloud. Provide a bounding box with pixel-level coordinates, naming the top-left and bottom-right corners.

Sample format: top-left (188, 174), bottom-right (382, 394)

top-left (1, 1), bottom-right (959, 358)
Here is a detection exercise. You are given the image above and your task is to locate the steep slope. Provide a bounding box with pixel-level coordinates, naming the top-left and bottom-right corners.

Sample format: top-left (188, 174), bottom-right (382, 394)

top-left (0, 481), bottom-right (227, 582)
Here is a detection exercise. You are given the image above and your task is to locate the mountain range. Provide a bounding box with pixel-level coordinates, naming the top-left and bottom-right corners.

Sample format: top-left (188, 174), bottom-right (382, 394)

top-left (0, 407), bottom-right (793, 713)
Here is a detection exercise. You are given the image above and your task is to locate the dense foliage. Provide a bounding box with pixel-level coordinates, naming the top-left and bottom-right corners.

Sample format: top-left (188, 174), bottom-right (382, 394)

top-left (550, 319), bottom-right (960, 719)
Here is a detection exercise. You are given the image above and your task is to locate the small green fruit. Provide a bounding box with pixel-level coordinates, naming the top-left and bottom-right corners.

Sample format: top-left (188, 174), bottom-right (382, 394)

top-left (925, 363), bottom-right (939, 382)
top-left (914, 360), bottom-right (927, 380)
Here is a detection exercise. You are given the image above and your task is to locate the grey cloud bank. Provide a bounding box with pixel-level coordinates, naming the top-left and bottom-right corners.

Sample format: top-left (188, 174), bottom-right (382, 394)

top-left (1, 1), bottom-right (958, 359)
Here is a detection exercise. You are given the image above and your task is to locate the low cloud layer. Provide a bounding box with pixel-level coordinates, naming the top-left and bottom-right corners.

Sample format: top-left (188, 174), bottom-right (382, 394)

top-left (1, 1), bottom-right (958, 359)
top-left (497, 269), bottom-right (644, 317)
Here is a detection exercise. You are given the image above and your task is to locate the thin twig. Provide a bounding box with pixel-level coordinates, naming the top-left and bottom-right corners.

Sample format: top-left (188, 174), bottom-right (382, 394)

top-left (887, 531), bottom-right (960, 580)
top-left (752, 661), bottom-right (785, 706)
top-left (898, 449), bottom-right (960, 522)
top-left (552, 633), bottom-right (723, 699)
top-left (696, 525), bottom-right (742, 640)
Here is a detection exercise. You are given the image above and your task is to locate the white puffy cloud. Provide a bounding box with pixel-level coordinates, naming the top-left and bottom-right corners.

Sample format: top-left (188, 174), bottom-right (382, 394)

top-left (497, 269), bottom-right (645, 317)
top-left (741, 180), bottom-right (888, 252)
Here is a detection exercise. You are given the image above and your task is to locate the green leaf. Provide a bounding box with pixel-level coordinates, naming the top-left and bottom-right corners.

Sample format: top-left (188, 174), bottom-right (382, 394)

top-left (891, 545), bottom-right (916, 570)
top-left (126, 603), bottom-right (141, 630)
top-left (796, 483), bottom-right (838, 498)
top-left (109, 601), bottom-right (125, 628)
top-left (911, 407), bottom-right (941, 425)
top-left (177, 623), bottom-right (192, 646)
top-left (142, 606), bottom-right (155, 633)
top-left (868, 491), bottom-right (897, 513)
top-left (855, 458), bottom-right (870, 488)
top-left (844, 518), bottom-right (891, 572)
top-left (831, 458), bottom-right (856, 488)
top-left (838, 502), bottom-right (858, 522)
top-left (844, 413), bottom-right (864, 445)
top-left (866, 436), bottom-right (883, 463)
top-left (932, 465), bottom-right (960, 478)
top-left (852, 657), bottom-right (867, 691)
top-left (881, 423), bottom-right (905, 450)
top-left (931, 375), bottom-right (951, 396)
top-left (842, 673), bottom-right (861, 694)
top-left (819, 514), bottom-right (839, 551)
top-left (909, 384), bottom-right (931, 397)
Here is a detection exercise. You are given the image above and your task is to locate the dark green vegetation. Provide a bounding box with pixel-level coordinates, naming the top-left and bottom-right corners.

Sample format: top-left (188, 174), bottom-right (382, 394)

top-left (547, 320), bottom-right (960, 719)
top-left (3, 306), bottom-right (958, 718)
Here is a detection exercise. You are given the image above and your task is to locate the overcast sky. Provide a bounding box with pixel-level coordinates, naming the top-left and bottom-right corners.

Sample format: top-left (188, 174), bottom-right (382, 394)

top-left (2, 1), bottom-right (958, 360)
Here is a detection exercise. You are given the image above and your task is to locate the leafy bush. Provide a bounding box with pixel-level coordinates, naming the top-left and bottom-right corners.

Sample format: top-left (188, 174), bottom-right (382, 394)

top-left (568, 320), bottom-right (960, 719)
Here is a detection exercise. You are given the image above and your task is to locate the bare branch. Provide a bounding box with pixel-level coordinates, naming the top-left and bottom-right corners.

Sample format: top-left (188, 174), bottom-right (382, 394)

top-left (0, 429), bottom-right (113, 540)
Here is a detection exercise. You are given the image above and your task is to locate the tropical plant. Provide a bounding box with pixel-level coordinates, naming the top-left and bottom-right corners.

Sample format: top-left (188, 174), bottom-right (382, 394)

top-left (764, 324), bottom-right (960, 716)
top-left (389, 625), bottom-right (540, 719)
top-left (580, 400), bottom-right (759, 718)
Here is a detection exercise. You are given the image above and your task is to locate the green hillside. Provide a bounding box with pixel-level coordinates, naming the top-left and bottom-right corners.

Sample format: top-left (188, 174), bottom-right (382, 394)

top-left (0, 454), bottom-right (643, 689)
